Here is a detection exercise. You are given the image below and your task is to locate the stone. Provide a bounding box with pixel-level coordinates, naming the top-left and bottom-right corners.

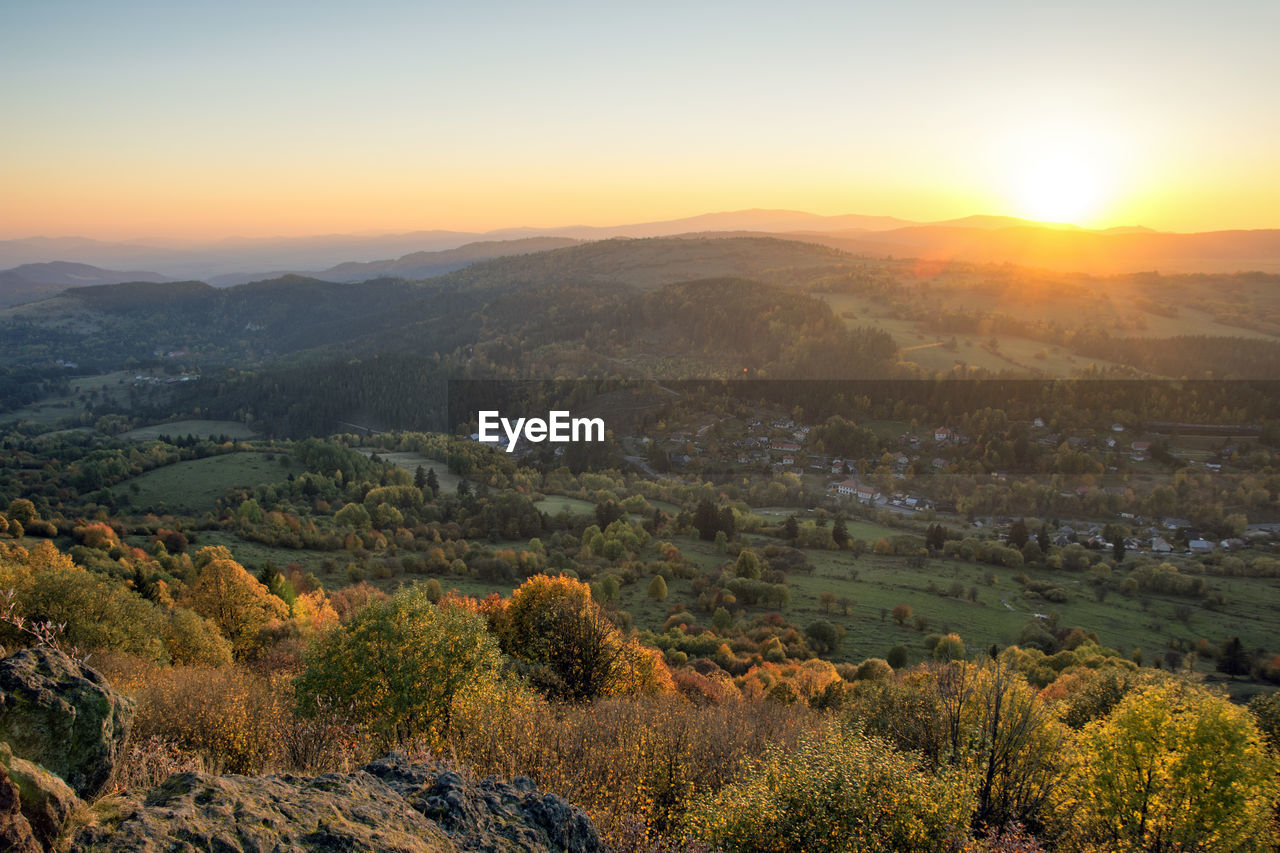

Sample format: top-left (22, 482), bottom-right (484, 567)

top-left (1, 743), bottom-right (82, 849)
top-left (72, 756), bottom-right (610, 853)
top-left (0, 765), bottom-right (41, 853)
top-left (0, 649), bottom-right (133, 800)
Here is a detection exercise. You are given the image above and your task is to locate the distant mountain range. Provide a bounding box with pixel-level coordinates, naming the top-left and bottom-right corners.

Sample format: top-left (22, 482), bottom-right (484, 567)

top-left (1, 209), bottom-right (1277, 304)
top-left (0, 261), bottom-right (173, 309)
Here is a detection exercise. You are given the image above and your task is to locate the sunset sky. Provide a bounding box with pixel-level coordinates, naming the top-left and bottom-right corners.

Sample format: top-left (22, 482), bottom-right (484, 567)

top-left (3, 0), bottom-right (1277, 241)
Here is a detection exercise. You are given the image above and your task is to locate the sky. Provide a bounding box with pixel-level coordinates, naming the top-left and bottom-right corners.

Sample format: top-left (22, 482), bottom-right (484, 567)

top-left (2, 0), bottom-right (1278, 241)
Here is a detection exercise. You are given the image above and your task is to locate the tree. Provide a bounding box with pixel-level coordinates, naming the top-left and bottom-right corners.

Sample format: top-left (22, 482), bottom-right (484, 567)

top-left (932, 633), bottom-right (966, 662)
top-left (887, 644), bottom-right (909, 669)
top-left (647, 574), bottom-right (668, 601)
top-left (806, 620), bottom-right (844, 654)
top-left (426, 468), bottom-right (440, 496)
top-left (295, 584), bottom-right (501, 750)
top-left (892, 604), bottom-right (913, 626)
top-left (1008, 519), bottom-right (1029, 550)
top-left (1063, 682), bottom-right (1277, 851)
top-left (718, 507), bottom-right (736, 540)
top-left (333, 502), bottom-right (371, 530)
top-left (734, 549), bottom-right (761, 580)
top-left (784, 515), bottom-right (799, 541)
top-left (683, 725), bottom-right (975, 853)
top-left (414, 465), bottom-right (427, 490)
top-left (819, 590), bottom-right (838, 615)
top-left (494, 575), bottom-right (670, 702)
top-left (1037, 524), bottom-right (1051, 554)
top-left (1218, 636), bottom-right (1252, 677)
top-left (1113, 537), bottom-right (1126, 564)
top-left (188, 549), bottom-right (288, 658)
top-left (832, 516), bottom-right (850, 548)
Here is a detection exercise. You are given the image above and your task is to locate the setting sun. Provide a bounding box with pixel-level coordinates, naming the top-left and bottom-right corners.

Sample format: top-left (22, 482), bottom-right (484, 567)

top-left (1014, 150), bottom-right (1105, 224)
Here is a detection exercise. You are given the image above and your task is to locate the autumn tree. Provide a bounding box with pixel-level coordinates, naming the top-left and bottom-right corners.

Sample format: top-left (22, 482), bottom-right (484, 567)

top-left (295, 584), bottom-right (501, 750)
top-left (493, 575), bottom-right (671, 702)
top-left (1061, 681), bottom-right (1278, 851)
top-left (188, 547), bottom-right (288, 658)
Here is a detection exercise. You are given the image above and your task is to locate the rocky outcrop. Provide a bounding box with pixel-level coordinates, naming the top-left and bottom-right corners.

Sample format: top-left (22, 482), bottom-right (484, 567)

top-left (0, 744), bottom-right (82, 850)
top-left (365, 756), bottom-right (607, 852)
top-left (0, 649), bottom-right (133, 800)
top-left (0, 765), bottom-right (41, 853)
top-left (73, 757), bottom-right (609, 853)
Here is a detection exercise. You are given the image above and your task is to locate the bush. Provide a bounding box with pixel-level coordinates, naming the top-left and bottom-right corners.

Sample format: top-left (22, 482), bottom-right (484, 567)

top-left (682, 723), bottom-right (975, 852)
top-left (295, 584), bottom-right (503, 750)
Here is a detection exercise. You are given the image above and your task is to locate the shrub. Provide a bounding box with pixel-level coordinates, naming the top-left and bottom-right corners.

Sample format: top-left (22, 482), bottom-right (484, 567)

top-left (682, 723), bottom-right (975, 852)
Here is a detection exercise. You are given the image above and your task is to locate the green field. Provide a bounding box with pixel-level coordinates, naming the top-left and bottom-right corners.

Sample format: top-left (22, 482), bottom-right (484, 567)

top-left (121, 419), bottom-right (257, 441)
top-left (2, 371), bottom-right (165, 427)
top-left (119, 451), bottom-right (304, 514)
top-left (353, 449), bottom-right (464, 493)
top-left (535, 495), bottom-right (598, 517)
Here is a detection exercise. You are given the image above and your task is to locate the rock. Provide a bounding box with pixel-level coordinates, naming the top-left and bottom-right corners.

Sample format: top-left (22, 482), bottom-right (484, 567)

top-left (0, 765), bottom-right (41, 853)
top-left (71, 757), bottom-right (609, 853)
top-left (0, 649), bottom-right (133, 800)
top-left (365, 756), bottom-right (608, 852)
top-left (1, 743), bottom-right (83, 849)
top-left (73, 770), bottom-right (454, 852)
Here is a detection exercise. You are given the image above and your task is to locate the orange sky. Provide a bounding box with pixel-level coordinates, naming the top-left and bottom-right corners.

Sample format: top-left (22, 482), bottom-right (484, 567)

top-left (3, 2), bottom-right (1278, 241)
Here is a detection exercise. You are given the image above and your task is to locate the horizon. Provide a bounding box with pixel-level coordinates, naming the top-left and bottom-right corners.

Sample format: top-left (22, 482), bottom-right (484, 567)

top-left (3, 1), bottom-right (1279, 241)
top-left (0, 207), bottom-right (1260, 250)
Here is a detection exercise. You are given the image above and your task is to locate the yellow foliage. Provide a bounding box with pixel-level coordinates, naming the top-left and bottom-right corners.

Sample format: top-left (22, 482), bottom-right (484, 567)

top-left (187, 554), bottom-right (288, 658)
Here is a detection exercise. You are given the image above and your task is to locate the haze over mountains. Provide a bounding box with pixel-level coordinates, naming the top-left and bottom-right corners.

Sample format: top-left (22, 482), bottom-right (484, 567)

top-left (1, 209), bottom-right (1278, 309)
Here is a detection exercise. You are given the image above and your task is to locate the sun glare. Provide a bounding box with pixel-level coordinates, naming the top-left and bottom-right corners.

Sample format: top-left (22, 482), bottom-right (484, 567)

top-left (998, 122), bottom-right (1120, 227)
top-left (1015, 151), bottom-right (1103, 224)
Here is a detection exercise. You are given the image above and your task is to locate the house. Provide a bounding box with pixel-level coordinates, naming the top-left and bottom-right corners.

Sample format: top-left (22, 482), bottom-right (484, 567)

top-left (1188, 538), bottom-right (1215, 554)
top-left (830, 459), bottom-right (845, 474)
top-left (1112, 423), bottom-right (1124, 432)
top-left (1033, 417), bottom-right (1045, 428)
top-left (934, 427), bottom-right (953, 443)
top-left (771, 441), bottom-right (802, 453)
top-left (1150, 536), bottom-right (1173, 553)
top-left (781, 455), bottom-right (795, 466)
top-left (1131, 441), bottom-right (1151, 454)
top-left (835, 479), bottom-right (862, 497)
top-left (854, 485), bottom-right (879, 503)
top-left (893, 452), bottom-right (910, 470)
top-left (932, 457), bottom-right (949, 469)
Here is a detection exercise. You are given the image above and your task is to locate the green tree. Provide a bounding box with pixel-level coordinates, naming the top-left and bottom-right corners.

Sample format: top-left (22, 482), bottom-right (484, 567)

top-left (832, 516), bottom-right (850, 549)
top-left (1008, 519), bottom-right (1029, 550)
top-left (932, 633), bottom-right (966, 662)
top-left (1062, 681), bottom-right (1277, 851)
top-left (295, 584), bottom-right (501, 750)
top-left (647, 574), bottom-right (668, 601)
top-left (734, 549), bottom-right (761, 580)
top-left (333, 501), bottom-right (371, 530)
top-left (1218, 636), bottom-right (1252, 677)
top-left (683, 724), bottom-right (975, 853)
top-left (805, 620), bottom-right (844, 654)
